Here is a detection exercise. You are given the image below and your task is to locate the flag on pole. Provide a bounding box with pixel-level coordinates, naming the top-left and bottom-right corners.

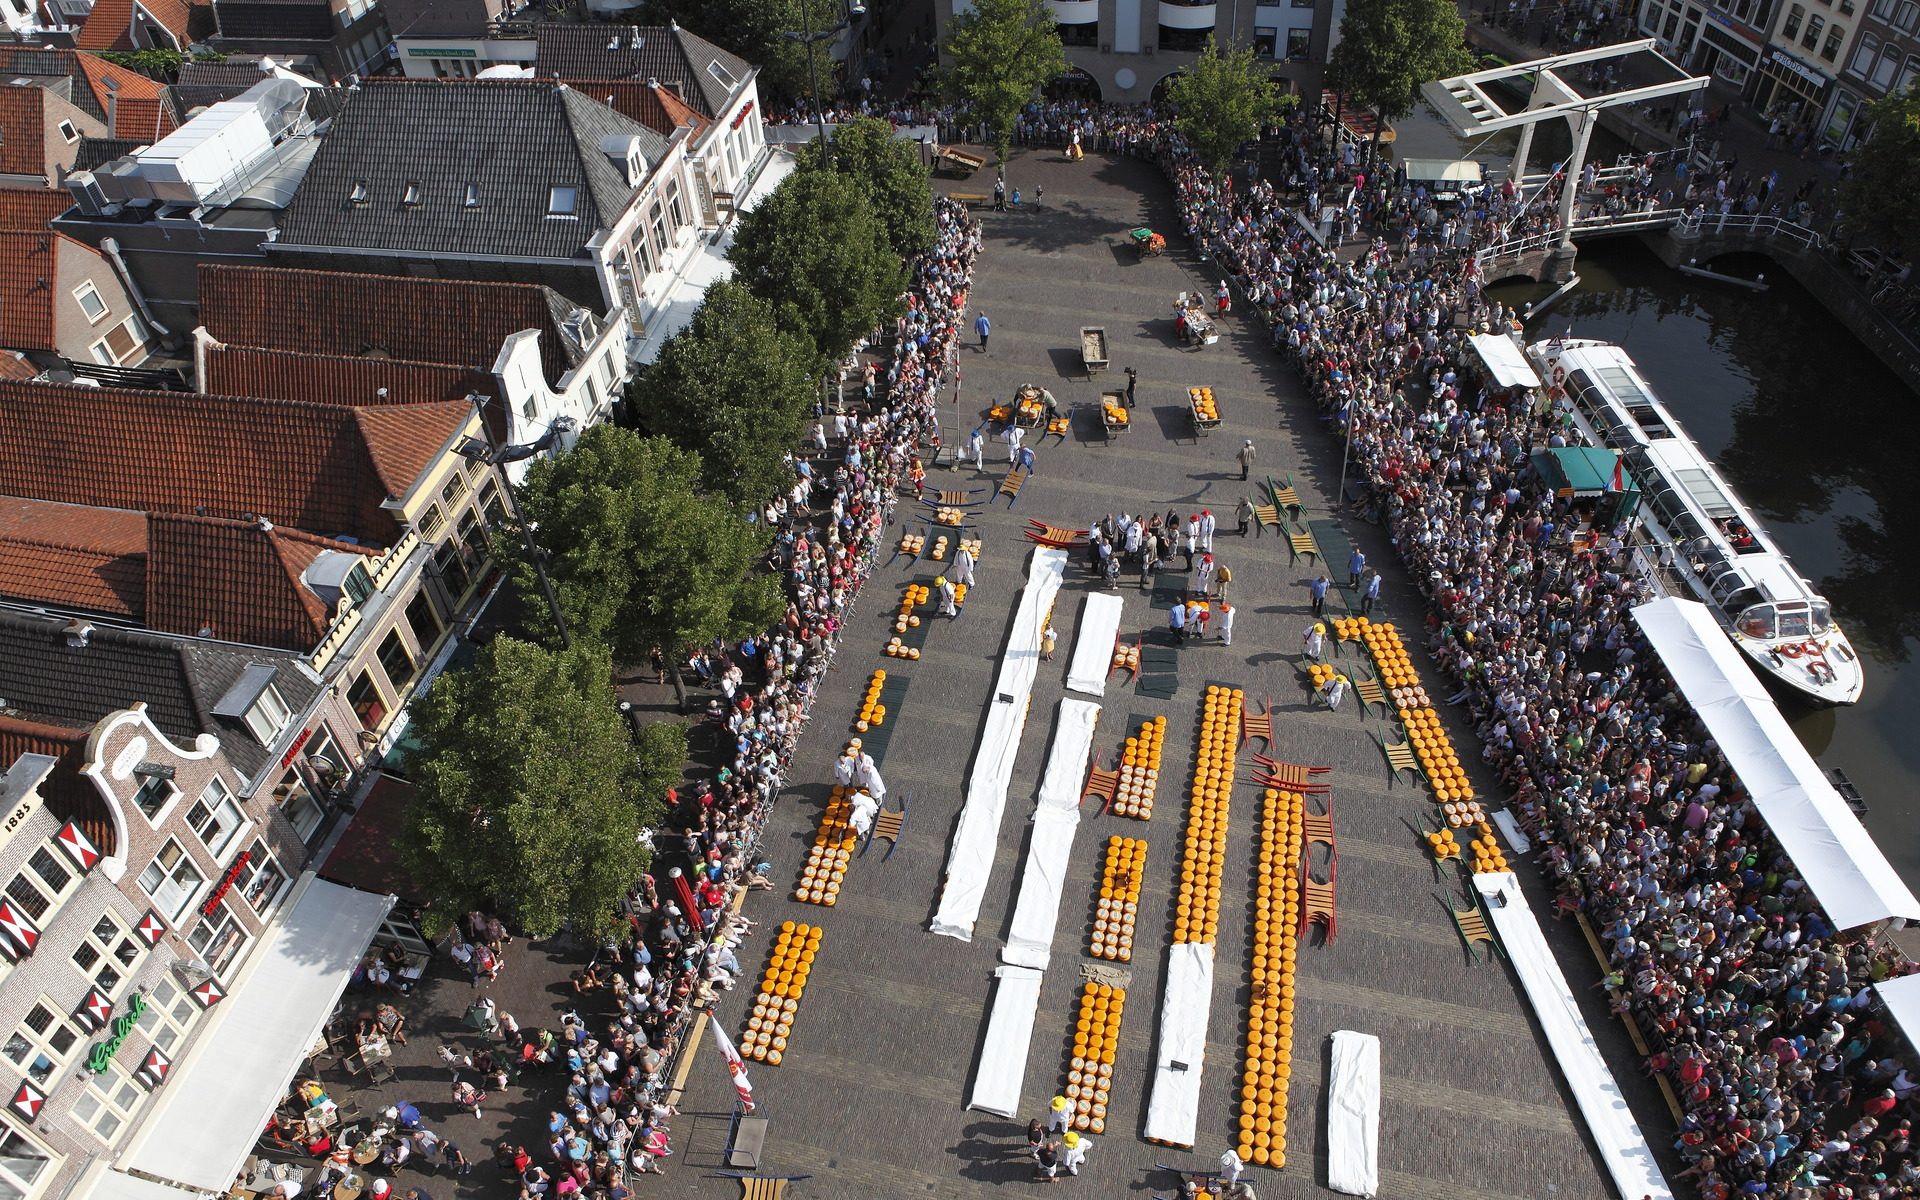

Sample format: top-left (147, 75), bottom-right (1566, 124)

top-left (709, 1017), bottom-right (755, 1112)
top-left (1611, 449), bottom-right (1626, 493)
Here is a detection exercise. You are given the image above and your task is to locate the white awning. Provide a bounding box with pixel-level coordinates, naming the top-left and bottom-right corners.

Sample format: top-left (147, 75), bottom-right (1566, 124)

top-left (81, 1170), bottom-right (193, 1200)
top-left (1469, 333), bottom-right (1543, 390)
top-left (1633, 597), bottom-right (1920, 929)
top-left (125, 876), bottom-right (395, 1191)
top-left (1876, 973), bottom-right (1920, 1051)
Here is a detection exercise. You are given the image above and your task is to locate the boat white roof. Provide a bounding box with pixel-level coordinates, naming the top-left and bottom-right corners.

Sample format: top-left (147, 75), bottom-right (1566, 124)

top-left (1469, 333), bottom-right (1542, 390)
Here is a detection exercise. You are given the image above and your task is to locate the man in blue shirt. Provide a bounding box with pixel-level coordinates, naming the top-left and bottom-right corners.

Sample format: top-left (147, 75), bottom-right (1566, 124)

top-left (975, 312), bottom-right (991, 350)
top-left (1362, 569), bottom-right (1382, 615)
top-left (1308, 573), bottom-right (1329, 616)
top-left (1347, 548), bottom-right (1366, 589)
top-left (1168, 602), bottom-right (1187, 639)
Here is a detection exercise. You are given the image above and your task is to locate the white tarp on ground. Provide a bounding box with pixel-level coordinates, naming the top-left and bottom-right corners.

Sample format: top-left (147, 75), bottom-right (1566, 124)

top-left (1469, 332), bottom-right (1543, 390)
top-left (125, 876), bottom-right (395, 1191)
top-left (1877, 973), bottom-right (1920, 1052)
top-left (969, 964), bottom-right (1045, 1116)
top-left (1143, 941), bottom-right (1216, 1146)
top-left (931, 547), bottom-right (1071, 941)
top-left (1327, 1030), bottom-right (1382, 1197)
top-left (1633, 597), bottom-right (1920, 930)
top-left (1065, 592), bottom-right (1125, 696)
top-left (1475, 872), bottom-right (1675, 1200)
top-left (1002, 698), bottom-right (1103, 970)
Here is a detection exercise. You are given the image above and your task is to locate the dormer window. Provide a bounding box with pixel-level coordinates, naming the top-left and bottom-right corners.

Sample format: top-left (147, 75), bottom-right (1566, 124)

top-left (211, 663), bottom-right (294, 747)
top-left (242, 684), bottom-right (291, 745)
top-left (464, 182), bottom-right (479, 208)
top-left (708, 60), bottom-right (738, 89)
top-left (401, 181), bottom-right (422, 206)
top-left (547, 185), bottom-right (578, 217)
top-left (348, 180), bottom-right (369, 205)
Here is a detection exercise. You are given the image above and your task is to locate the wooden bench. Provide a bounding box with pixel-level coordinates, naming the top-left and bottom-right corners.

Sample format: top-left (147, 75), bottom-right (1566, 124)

top-left (1352, 676), bottom-right (1389, 718)
top-left (1377, 734), bottom-right (1422, 786)
top-left (1239, 694), bottom-right (1275, 750)
top-left (1302, 809), bottom-right (1333, 843)
top-left (929, 488), bottom-right (982, 506)
top-left (997, 467), bottom-right (1027, 507)
top-left (941, 148), bottom-right (989, 173)
top-left (1250, 754), bottom-right (1331, 793)
top-left (1023, 521), bottom-right (1086, 548)
top-left (950, 192), bottom-right (991, 208)
top-left (1286, 524), bottom-right (1320, 564)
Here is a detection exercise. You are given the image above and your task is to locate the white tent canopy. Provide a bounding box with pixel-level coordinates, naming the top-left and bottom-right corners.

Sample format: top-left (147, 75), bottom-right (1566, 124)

top-left (1468, 333), bottom-right (1543, 390)
top-left (125, 876), bottom-right (395, 1190)
top-left (1633, 597), bottom-right (1920, 930)
top-left (1876, 973), bottom-right (1920, 1052)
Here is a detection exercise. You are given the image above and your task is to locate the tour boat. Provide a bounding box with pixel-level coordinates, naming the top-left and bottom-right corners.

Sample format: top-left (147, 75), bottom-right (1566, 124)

top-left (1526, 338), bottom-right (1864, 706)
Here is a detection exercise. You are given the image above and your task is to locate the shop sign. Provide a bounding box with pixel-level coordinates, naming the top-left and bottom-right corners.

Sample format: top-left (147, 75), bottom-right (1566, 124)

top-left (406, 46), bottom-right (477, 57)
top-left (731, 99), bottom-right (756, 130)
top-left (278, 727), bottom-right (313, 770)
top-left (202, 850), bottom-right (252, 916)
top-left (1771, 48), bottom-right (1828, 87)
top-left (85, 993), bottom-right (148, 1074)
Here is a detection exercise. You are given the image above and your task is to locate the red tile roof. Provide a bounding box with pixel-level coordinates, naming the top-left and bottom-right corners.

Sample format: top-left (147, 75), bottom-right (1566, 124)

top-left (559, 78), bottom-right (711, 141)
top-left (0, 379), bottom-right (468, 547)
top-left (0, 88), bottom-right (47, 179)
top-left (74, 0), bottom-right (132, 48)
top-left (0, 189), bottom-right (73, 231)
top-left (202, 344), bottom-right (494, 408)
top-left (0, 714), bottom-right (114, 856)
top-left (143, 511), bottom-right (375, 650)
top-left (0, 231), bottom-right (58, 352)
top-left (199, 264), bottom-right (580, 388)
top-left (71, 52), bottom-right (178, 140)
top-left (135, 0), bottom-right (200, 45)
top-left (0, 495), bottom-right (146, 617)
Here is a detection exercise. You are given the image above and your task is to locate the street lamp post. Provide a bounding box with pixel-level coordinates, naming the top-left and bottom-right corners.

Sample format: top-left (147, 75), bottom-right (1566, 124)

top-left (782, 0), bottom-right (848, 168)
top-left (460, 393), bottom-right (575, 651)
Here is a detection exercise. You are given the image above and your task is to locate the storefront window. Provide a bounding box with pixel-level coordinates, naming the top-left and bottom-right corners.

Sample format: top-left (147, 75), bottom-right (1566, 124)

top-left (186, 901), bottom-right (248, 974)
top-left (0, 1114), bottom-right (56, 1199)
top-left (237, 839), bottom-right (290, 915)
top-left (133, 978), bottom-right (199, 1057)
top-left (405, 590), bottom-right (444, 654)
top-left (137, 842), bottom-right (204, 922)
top-left (71, 1062), bottom-right (142, 1143)
top-left (348, 671), bottom-right (388, 730)
top-left (432, 541), bottom-right (470, 602)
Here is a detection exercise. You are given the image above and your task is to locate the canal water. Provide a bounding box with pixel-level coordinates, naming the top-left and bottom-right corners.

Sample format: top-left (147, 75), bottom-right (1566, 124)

top-left (1389, 104), bottom-right (1920, 887)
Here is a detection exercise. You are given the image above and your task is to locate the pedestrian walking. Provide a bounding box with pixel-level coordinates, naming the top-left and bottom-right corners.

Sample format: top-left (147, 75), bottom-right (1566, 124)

top-left (1219, 1148), bottom-right (1246, 1185)
top-left (1195, 553), bottom-right (1215, 596)
top-left (1017, 445), bottom-right (1036, 474)
top-left (1199, 510), bottom-right (1215, 551)
top-left (993, 177), bottom-right (1006, 211)
top-left (937, 575), bottom-right (959, 619)
top-left (1168, 602), bottom-right (1187, 640)
top-left (1237, 438), bottom-right (1256, 481)
top-left (1036, 1139), bottom-right (1063, 1181)
top-left (1309, 573), bottom-right (1329, 615)
top-left (1060, 1131), bottom-right (1090, 1176)
top-left (1124, 366), bottom-right (1138, 408)
top-left (1218, 601), bottom-right (1235, 645)
top-left (1215, 562), bottom-right (1231, 601)
top-left (1041, 625), bottom-right (1057, 661)
top-left (1235, 496), bottom-right (1253, 536)
top-left (967, 425), bottom-right (985, 471)
top-left (1046, 1096), bottom-right (1072, 1134)
top-left (1005, 424), bottom-right (1024, 464)
top-left (1320, 673), bottom-right (1349, 711)
top-left (1347, 547), bottom-right (1366, 589)
top-left (1183, 515), bottom-right (1200, 569)
top-left (1362, 568), bottom-right (1382, 615)
top-left (952, 545), bottom-right (976, 586)
top-left (1303, 623), bottom-right (1326, 661)
top-left (451, 1080), bottom-right (486, 1120)
top-left (975, 312), bottom-right (991, 349)
top-left (442, 1141), bottom-right (470, 1175)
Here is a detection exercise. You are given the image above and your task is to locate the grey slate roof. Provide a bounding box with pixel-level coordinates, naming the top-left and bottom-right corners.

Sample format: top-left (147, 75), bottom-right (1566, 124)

top-left (276, 79), bottom-right (670, 261)
top-left (0, 609), bottom-right (320, 782)
top-left (74, 136), bottom-right (142, 171)
top-left (534, 22), bottom-right (752, 118)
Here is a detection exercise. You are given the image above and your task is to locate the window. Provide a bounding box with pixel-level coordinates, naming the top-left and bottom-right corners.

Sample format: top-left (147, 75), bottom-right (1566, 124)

top-left (1286, 27), bottom-right (1312, 58)
top-left (433, 539), bottom-right (470, 600)
top-left (1899, 0), bottom-right (1919, 29)
top-left (648, 201), bottom-right (669, 256)
top-left (457, 512), bottom-right (485, 570)
top-left (1784, 3), bottom-right (1804, 35)
top-left (401, 181), bottom-right (422, 206)
top-left (440, 472), bottom-right (468, 506)
top-left (1874, 43), bottom-right (1901, 86)
top-left (133, 978), bottom-right (198, 1057)
top-left (4, 848), bottom-right (76, 923)
top-left (376, 629), bottom-right (416, 691)
top-left (2, 1004), bottom-right (79, 1088)
top-left (1898, 54), bottom-right (1919, 92)
top-left (280, 780), bottom-right (325, 843)
top-left (72, 282), bottom-right (106, 323)
top-left (56, 120), bottom-right (75, 143)
top-left (242, 684), bottom-right (291, 745)
top-left (185, 778), bottom-right (245, 859)
top-left (349, 180), bottom-right (369, 205)
top-left (102, 317), bottom-right (140, 363)
top-left (463, 182), bottom-right (479, 208)
top-left (71, 912), bottom-right (141, 997)
top-left (1851, 30), bottom-right (1880, 74)
top-left (0, 1115), bottom-right (58, 1199)
top-left (479, 482), bottom-right (506, 530)
top-left (1872, 0), bottom-right (1895, 17)
top-left (1822, 22), bottom-right (1843, 58)
top-left (130, 774), bottom-right (176, 821)
top-left (404, 590), bottom-right (444, 653)
top-left (342, 563), bottom-right (375, 606)
top-left (666, 179), bottom-right (686, 230)
top-left (71, 1061), bottom-right (141, 1142)
top-left (186, 901), bottom-right (247, 974)
top-left (547, 185), bottom-right (578, 216)
top-left (416, 503), bottom-right (445, 540)
top-left (347, 671), bottom-right (387, 730)
top-left (137, 840), bottom-right (205, 922)
top-left (236, 839), bottom-right (289, 915)
top-left (1804, 13), bottom-right (1824, 47)
top-left (1839, 0), bottom-right (1853, 15)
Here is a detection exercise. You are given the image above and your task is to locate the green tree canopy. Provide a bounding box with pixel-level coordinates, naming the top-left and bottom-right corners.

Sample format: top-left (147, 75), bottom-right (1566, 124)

top-left (1839, 89), bottom-right (1920, 260)
top-left (1327, 0), bottom-right (1474, 151)
top-left (631, 281), bottom-right (817, 505)
top-left (811, 114), bottom-right (937, 260)
top-left (634, 0), bottom-right (835, 102)
top-left (1167, 37), bottom-right (1295, 178)
top-left (399, 637), bottom-right (655, 938)
top-left (940, 0), bottom-right (1066, 172)
top-left (728, 167), bottom-right (906, 366)
top-left (632, 719), bottom-right (690, 812)
top-left (510, 424), bottom-right (786, 666)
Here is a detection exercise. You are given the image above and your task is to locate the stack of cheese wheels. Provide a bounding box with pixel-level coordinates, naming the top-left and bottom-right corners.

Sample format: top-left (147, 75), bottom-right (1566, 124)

top-left (1065, 981), bottom-right (1124, 1134)
top-left (1238, 787), bottom-right (1305, 1170)
top-left (794, 778), bottom-right (858, 906)
top-left (1469, 821), bottom-right (1510, 873)
top-left (855, 670), bottom-right (890, 730)
top-left (1173, 686), bottom-right (1241, 946)
top-left (1090, 836), bottom-right (1147, 961)
top-left (1112, 716), bottom-right (1165, 819)
top-left (741, 921), bottom-right (821, 1065)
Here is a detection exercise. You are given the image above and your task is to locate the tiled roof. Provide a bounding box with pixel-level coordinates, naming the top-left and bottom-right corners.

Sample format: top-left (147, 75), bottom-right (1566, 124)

top-left (535, 23), bottom-right (751, 118)
top-left (0, 379), bottom-right (462, 545)
top-left (70, 52), bottom-right (180, 140)
top-left (0, 495), bottom-right (146, 617)
top-left (0, 352), bottom-right (37, 380)
top-left (137, 0), bottom-right (203, 45)
top-left (0, 87), bottom-right (48, 179)
top-left (562, 77), bottom-right (710, 140)
top-left (199, 263), bottom-right (586, 387)
top-left (144, 511), bottom-right (373, 650)
top-left (75, 0), bottom-right (134, 49)
top-left (73, 136), bottom-right (142, 172)
top-left (0, 189), bottom-right (70, 231)
top-left (212, 0), bottom-right (335, 41)
top-left (275, 79), bottom-right (666, 261)
top-left (202, 344), bottom-right (494, 408)
top-left (0, 715), bottom-right (112, 855)
top-left (0, 230), bottom-right (61, 353)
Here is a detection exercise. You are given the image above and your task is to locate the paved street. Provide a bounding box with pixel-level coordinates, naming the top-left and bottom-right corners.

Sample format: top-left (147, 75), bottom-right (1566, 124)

top-left (667, 150), bottom-right (1660, 1198)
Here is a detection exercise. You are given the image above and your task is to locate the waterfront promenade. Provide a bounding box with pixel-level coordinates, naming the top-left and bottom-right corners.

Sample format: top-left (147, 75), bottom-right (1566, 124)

top-left (664, 149), bottom-right (1640, 1198)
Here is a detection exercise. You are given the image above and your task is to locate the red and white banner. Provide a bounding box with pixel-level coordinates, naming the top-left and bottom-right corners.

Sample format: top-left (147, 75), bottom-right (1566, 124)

top-left (707, 1018), bottom-right (755, 1112)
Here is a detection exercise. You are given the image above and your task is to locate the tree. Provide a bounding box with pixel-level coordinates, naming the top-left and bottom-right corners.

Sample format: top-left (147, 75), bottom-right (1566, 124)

top-left (637, 0), bottom-right (837, 103)
top-left (631, 281), bottom-right (818, 505)
top-left (811, 115), bottom-right (936, 260)
top-left (728, 168), bottom-right (906, 367)
top-left (1326, 0), bottom-right (1475, 159)
top-left (399, 638), bottom-right (656, 939)
top-left (633, 720), bottom-right (690, 813)
top-left (1167, 37), bottom-right (1295, 178)
top-left (940, 0), bottom-right (1066, 174)
top-left (509, 425), bottom-right (786, 674)
top-left (1838, 89), bottom-right (1920, 260)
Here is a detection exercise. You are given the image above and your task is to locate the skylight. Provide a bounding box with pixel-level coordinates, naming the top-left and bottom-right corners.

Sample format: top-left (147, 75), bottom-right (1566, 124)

top-left (547, 185), bottom-right (578, 217)
top-left (464, 182), bottom-right (479, 208)
top-left (401, 181), bottom-right (422, 206)
top-left (348, 180), bottom-right (369, 205)
top-left (708, 60), bottom-right (738, 88)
